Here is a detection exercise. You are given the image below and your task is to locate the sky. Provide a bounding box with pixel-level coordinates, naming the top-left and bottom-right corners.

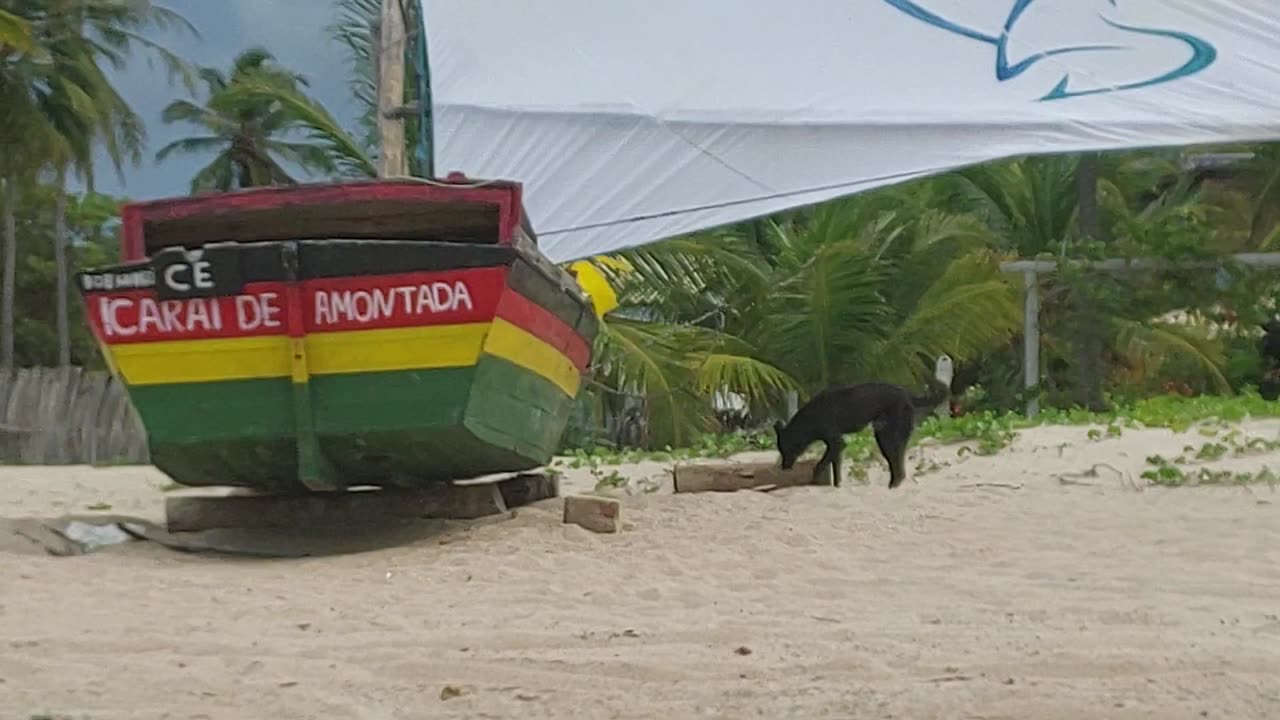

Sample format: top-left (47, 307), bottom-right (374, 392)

top-left (86, 0), bottom-right (363, 200)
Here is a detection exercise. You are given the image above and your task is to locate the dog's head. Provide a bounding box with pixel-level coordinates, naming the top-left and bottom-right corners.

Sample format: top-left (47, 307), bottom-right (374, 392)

top-left (773, 420), bottom-right (801, 470)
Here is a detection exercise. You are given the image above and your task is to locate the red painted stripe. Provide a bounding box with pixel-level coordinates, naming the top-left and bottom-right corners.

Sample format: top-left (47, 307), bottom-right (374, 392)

top-left (84, 281), bottom-right (291, 345)
top-left (300, 267), bottom-right (506, 333)
top-left (283, 282), bottom-right (307, 341)
top-left (494, 290), bottom-right (592, 371)
top-left (83, 267), bottom-right (512, 345)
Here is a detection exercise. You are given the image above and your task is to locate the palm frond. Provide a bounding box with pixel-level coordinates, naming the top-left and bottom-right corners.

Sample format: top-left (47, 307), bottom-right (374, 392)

top-left (155, 136), bottom-right (228, 162)
top-left (755, 242), bottom-right (895, 389)
top-left (1113, 319), bottom-right (1231, 394)
top-left (0, 8), bottom-right (37, 55)
top-left (222, 78), bottom-right (375, 178)
top-left (593, 318), bottom-right (713, 447)
top-left (695, 353), bottom-right (799, 403)
top-left (869, 251), bottom-right (1021, 383)
top-left (160, 99), bottom-right (235, 133)
top-left (188, 150), bottom-right (236, 193)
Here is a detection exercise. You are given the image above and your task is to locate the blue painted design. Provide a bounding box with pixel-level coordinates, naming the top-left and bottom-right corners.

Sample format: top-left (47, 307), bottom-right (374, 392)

top-left (881, 0), bottom-right (1218, 101)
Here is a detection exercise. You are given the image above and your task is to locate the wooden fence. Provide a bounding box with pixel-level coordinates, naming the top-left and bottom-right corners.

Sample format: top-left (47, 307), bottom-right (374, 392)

top-left (0, 367), bottom-right (149, 465)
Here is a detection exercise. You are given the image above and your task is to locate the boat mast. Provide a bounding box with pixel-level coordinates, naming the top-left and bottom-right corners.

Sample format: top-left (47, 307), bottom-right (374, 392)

top-left (376, 0), bottom-right (406, 177)
top-left (376, 0), bottom-right (435, 179)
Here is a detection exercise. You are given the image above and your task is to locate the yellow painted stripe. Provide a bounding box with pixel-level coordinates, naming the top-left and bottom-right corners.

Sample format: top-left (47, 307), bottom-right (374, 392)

top-left (103, 321), bottom-right (581, 393)
top-left (483, 318), bottom-right (581, 396)
top-left (108, 325), bottom-right (488, 386)
top-left (305, 324), bottom-right (489, 375)
top-left (109, 335), bottom-right (292, 386)
top-left (288, 337), bottom-right (309, 383)
top-left (107, 319), bottom-right (583, 392)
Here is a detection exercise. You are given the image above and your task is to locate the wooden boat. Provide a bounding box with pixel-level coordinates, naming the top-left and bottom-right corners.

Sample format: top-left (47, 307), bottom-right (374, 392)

top-left (77, 178), bottom-right (599, 493)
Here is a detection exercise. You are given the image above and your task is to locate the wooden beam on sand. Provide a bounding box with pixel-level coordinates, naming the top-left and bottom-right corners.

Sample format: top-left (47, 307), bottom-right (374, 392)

top-left (164, 473), bottom-right (558, 534)
top-left (672, 458), bottom-right (831, 494)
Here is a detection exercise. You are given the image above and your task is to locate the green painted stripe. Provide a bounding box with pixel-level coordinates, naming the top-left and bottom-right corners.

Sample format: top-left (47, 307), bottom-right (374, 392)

top-left (308, 366), bottom-right (475, 433)
top-left (318, 428), bottom-right (536, 486)
top-left (465, 354), bottom-right (575, 462)
top-left (125, 358), bottom-right (578, 491)
top-left (128, 377), bottom-right (295, 442)
top-left (130, 377), bottom-right (301, 490)
top-left (149, 437), bottom-right (301, 492)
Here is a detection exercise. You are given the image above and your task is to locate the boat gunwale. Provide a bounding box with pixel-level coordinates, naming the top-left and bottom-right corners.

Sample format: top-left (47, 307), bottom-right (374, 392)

top-left (119, 178), bottom-right (527, 262)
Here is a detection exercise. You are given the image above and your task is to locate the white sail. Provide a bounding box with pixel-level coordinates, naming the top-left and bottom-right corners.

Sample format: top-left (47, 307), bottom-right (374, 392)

top-left (422, 0), bottom-right (1280, 262)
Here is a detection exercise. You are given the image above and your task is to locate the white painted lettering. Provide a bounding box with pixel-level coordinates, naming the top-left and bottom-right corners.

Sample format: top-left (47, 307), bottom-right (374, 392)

top-left (351, 290), bottom-right (373, 323)
top-left (163, 264), bottom-right (189, 292)
top-left (187, 299), bottom-right (214, 332)
top-left (315, 291), bottom-right (332, 326)
top-left (415, 285), bottom-right (434, 314)
top-left (260, 292), bottom-right (282, 329)
top-left (309, 280), bottom-right (476, 328)
top-left (138, 299), bottom-right (163, 334)
top-left (236, 295), bottom-right (262, 331)
top-left (331, 291), bottom-right (352, 322)
top-left (102, 297), bottom-right (136, 337)
top-left (192, 260), bottom-right (214, 289)
top-left (431, 282), bottom-right (452, 311)
top-left (396, 286), bottom-right (414, 315)
top-left (161, 300), bottom-right (182, 331)
top-left (452, 281), bottom-right (473, 311)
top-left (373, 288), bottom-right (394, 319)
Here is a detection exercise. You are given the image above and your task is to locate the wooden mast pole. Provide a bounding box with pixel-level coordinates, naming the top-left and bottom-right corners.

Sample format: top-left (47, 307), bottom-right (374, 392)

top-left (377, 0), bottom-right (408, 178)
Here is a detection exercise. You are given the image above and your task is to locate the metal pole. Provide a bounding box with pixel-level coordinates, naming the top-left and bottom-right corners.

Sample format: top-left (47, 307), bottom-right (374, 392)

top-left (1023, 270), bottom-right (1040, 417)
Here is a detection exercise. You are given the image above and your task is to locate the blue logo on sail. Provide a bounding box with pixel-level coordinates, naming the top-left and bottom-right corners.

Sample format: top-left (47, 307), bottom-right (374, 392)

top-left (882, 0), bottom-right (1218, 100)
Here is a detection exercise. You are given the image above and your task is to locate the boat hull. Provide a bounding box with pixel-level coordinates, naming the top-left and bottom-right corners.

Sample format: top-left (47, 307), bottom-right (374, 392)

top-left (79, 239), bottom-right (598, 492)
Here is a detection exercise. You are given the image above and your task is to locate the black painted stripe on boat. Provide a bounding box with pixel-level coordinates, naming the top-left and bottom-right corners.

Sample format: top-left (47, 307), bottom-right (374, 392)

top-left (507, 261), bottom-right (600, 344)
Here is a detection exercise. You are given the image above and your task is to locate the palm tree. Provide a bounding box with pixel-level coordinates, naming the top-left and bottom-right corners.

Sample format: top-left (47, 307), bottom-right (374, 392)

top-left (583, 185), bottom-right (1023, 447)
top-left (951, 152), bottom-right (1242, 405)
top-left (1, 0), bottom-right (195, 367)
top-left (156, 47), bottom-right (373, 194)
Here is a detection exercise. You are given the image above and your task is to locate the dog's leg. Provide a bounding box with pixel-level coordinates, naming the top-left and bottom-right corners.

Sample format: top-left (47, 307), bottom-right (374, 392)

top-left (875, 413), bottom-right (911, 489)
top-left (817, 436), bottom-right (845, 487)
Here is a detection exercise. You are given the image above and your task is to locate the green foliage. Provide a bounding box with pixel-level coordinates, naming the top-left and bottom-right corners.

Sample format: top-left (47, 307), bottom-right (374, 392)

top-left (6, 178), bottom-right (121, 367)
top-left (156, 47), bottom-right (372, 192)
top-left (559, 394), bottom-right (1280, 492)
top-left (587, 186), bottom-right (1023, 447)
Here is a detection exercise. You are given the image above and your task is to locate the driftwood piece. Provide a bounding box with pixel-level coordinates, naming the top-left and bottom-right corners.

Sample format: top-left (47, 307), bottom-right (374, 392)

top-left (672, 458), bottom-right (831, 494)
top-left (563, 494), bottom-right (621, 533)
top-left (165, 472), bottom-right (557, 533)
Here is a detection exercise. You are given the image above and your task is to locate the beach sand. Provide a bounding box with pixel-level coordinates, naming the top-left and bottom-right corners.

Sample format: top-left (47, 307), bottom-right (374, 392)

top-left (2, 421), bottom-right (1280, 719)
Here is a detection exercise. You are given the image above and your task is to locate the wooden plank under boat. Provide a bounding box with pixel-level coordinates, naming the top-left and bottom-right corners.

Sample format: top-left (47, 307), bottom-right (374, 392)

top-left (77, 178), bottom-right (599, 493)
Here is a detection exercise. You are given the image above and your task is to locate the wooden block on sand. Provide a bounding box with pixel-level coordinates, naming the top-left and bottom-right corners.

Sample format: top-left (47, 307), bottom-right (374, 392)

top-left (165, 472), bottom-right (558, 533)
top-left (563, 494), bottom-right (620, 533)
top-left (672, 458), bottom-right (831, 494)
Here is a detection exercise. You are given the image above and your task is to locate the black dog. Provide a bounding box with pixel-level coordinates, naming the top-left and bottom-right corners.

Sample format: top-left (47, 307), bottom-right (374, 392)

top-left (773, 378), bottom-right (949, 488)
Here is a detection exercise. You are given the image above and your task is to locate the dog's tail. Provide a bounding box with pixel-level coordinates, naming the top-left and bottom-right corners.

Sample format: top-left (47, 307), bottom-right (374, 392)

top-left (909, 376), bottom-right (950, 409)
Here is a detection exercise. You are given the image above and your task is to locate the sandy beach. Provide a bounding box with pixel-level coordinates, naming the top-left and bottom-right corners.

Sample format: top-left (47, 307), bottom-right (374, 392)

top-left (3, 421), bottom-right (1280, 719)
